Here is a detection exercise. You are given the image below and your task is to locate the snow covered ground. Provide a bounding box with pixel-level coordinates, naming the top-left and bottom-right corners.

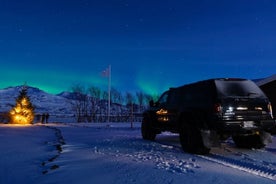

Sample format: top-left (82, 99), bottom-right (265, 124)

top-left (0, 122), bottom-right (276, 184)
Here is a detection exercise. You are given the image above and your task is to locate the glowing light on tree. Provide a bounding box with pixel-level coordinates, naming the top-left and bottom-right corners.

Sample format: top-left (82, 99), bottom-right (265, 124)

top-left (9, 85), bottom-right (35, 124)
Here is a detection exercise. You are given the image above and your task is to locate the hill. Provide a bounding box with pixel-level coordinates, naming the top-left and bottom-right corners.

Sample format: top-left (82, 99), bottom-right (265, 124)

top-left (0, 85), bottom-right (141, 123)
top-left (0, 86), bottom-right (73, 116)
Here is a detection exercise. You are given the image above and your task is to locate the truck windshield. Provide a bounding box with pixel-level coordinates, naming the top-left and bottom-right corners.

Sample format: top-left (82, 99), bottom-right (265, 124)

top-left (215, 80), bottom-right (266, 98)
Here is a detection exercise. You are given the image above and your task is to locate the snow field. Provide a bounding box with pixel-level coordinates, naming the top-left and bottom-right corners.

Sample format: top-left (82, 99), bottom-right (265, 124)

top-left (0, 122), bottom-right (276, 184)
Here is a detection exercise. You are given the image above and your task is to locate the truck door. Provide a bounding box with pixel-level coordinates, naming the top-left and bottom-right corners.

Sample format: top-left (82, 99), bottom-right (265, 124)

top-left (155, 90), bottom-right (178, 124)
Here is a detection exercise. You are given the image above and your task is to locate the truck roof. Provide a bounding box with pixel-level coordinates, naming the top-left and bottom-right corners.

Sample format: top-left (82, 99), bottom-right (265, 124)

top-left (170, 78), bottom-right (248, 91)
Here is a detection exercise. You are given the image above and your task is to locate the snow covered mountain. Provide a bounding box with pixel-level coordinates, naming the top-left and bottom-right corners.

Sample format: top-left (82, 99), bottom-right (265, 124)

top-left (0, 86), bottom-right (73, 115)
top-left (0, 85), bottom-right (136, 123)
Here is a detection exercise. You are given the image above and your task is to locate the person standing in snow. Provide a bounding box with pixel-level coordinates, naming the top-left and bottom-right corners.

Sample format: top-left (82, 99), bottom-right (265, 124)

top-left (41, 113), bottom-right (45, 123)
top-left (45, 113), bottom-right (49, 123)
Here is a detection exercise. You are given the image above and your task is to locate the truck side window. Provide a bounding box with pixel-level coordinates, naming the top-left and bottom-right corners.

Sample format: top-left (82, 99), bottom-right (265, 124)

top-left (158, 91), bottom-right (169, 106)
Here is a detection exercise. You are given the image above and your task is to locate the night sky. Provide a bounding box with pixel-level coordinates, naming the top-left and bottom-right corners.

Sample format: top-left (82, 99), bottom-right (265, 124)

top-left (1, 0), bottom-right (276, 95)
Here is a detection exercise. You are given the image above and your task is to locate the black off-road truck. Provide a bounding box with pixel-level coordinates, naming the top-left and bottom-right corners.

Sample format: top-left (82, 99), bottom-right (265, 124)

top-left (141, 78), bottom-right (275, 154)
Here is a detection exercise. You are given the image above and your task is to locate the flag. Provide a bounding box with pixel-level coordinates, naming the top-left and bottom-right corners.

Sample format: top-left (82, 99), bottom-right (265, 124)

top-left (101, 67), bottom-right (110, 77)
top-left (100, 65), bottom-right (111, 123)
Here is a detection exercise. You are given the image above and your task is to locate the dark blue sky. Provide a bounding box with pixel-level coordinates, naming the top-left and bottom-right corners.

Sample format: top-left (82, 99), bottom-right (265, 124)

top-left (1, 0), bottom-right (275, 94)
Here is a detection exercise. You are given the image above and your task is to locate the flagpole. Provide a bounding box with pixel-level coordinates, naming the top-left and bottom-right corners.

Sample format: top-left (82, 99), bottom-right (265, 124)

top-left (108, 65), bottom-right (111, 123)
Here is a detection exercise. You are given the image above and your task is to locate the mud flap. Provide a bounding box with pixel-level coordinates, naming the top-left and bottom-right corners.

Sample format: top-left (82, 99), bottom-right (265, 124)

top-left (200, 130), bottom-right (220, 148)
top-left (260, 131), bottom-right (272, 145)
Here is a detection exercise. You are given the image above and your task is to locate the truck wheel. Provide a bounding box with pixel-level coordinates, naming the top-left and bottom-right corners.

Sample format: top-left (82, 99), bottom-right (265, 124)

top-left (179, 124), bottom-right (210, 155)
top-left (141, 116), bottom-right (156, 141)
top-left (232, 134), bottom-right (265, 149)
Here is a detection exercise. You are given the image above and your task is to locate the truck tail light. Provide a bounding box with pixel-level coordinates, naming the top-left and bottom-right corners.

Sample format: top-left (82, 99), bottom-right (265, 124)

top-left (214, 103), bottom-right (222, 113)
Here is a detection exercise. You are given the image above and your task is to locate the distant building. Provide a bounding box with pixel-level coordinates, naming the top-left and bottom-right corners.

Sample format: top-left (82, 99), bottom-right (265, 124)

top-left (256, 74), bottom-right (276, 119)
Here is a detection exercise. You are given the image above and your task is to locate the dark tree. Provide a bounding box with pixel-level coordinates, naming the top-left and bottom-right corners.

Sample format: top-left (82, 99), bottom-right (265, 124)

top-left (87, 86), bottom-right (101, 122)
top-left (71, 84), bottom-right (88, 122)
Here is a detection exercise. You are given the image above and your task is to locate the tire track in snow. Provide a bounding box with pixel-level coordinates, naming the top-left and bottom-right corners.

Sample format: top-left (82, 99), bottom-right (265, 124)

top-left (198, 153), bottom-right (276, 181)
top-left (154, 133), bottom-right (276, 180)
top-left (153, 133), bottom-right (276, 180)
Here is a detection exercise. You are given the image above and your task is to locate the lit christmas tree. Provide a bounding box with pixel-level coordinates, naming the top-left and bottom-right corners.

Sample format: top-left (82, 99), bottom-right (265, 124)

top-left (9, 85), bottom-right (35, 124)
